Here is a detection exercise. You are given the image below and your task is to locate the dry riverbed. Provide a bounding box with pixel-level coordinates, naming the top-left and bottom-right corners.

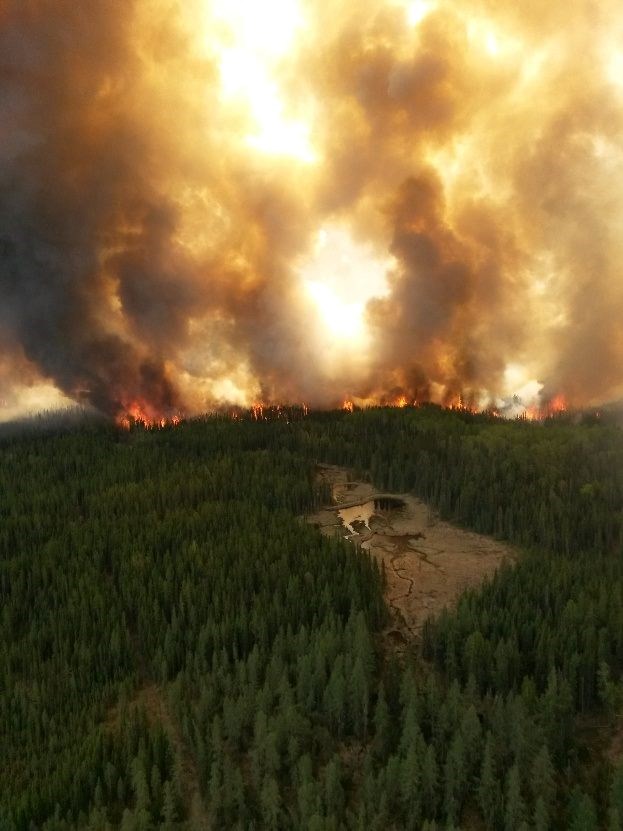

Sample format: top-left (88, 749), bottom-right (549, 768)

top-left (307, 464), bottom-right (515, 646)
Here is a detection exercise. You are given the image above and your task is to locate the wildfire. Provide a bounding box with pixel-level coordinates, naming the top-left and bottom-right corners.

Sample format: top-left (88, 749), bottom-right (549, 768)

top-left (114, 391), bottom-right (571, 427)
top-left (4, 0), bottom-right (623, 421)
top-left (544, 394), bottom-right (567, 419)
top-left (523, 393), bottom-right (568, 421)
top-left (549, 394), bottom-right (568, 414)
top-left (445, 394), bottom-right (477, 414)
top-left (226, 403), bottom-right (309, 422)
top-left (116, 401), bottom-right (181, 430)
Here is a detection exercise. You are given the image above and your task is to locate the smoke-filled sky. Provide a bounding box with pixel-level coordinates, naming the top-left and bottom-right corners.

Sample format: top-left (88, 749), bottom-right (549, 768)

top-left (1, 0), bottom-right (623, 419)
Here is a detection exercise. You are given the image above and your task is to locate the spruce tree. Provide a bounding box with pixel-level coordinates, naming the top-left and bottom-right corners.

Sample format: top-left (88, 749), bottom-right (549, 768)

top-left (479, 733), bottom-right (502, 829)
top-left (505, 764), bottom-right (525, 831)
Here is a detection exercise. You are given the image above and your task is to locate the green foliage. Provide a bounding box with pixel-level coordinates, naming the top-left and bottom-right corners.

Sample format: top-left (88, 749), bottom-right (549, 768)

top-left (2, 405), bottom-right (623, 828)
top-left (0, 417), bottom-right (382, 828)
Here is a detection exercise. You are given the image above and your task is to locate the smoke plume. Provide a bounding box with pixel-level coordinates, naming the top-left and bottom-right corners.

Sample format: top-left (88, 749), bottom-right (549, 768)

top-left (1, 0), bottom-right (622, 418)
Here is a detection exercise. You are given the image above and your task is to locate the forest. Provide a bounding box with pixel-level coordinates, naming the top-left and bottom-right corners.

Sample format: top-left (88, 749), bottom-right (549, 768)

top-left (1, 404), bottom-right (623, 829)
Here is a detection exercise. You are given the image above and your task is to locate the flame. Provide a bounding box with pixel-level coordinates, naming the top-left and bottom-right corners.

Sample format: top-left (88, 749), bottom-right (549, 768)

top-left (523, 393), bottom-right (568, 421)
top-left (448, 395), bottom-right (463, 410)
top-left (223, 403), bottom-right (311, 422)
top-left (109, 394), bottom-right (574, 426)
top-left (113, 389), bottom-right (568, 427)
top-left (116, 401), bottom-right (181, 429)
top-left (548, 393), bottom-right (567, 414)
top-left (5, 0), bottom-right (623, 421)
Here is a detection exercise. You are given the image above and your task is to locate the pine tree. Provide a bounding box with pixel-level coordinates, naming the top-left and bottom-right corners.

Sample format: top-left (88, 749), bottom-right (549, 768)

top-left (261, 776), bottom-right (281, 830)
top-left (161, 780), bottom-right (177, 831)
top-left (598, 661), bottom-right (618, 717)
top-left (87, 807), bottom-right (111, 831)
top-left (421, 744), bottom-right (439, 819)
top-left (612, 759), bottom-right (623, 823)
top-left (479, 734), bottom-right (502, 829)
top-left (569, 791), bottom-right (597, 831)
top-left (349, 657), bottom-right (369, 738)
top-left (460, 704), bottom-right (482, 780)
top-left (323, 659), bottom-right (346, 737)
top-left (444, 733), bottom-right (466, 826)
top-left (373, 683), bottom-right (390, 760)
top-left (324, 756), bottom-right (344, 817)
top-left (609, 806), bottom-right (621, 831)
top-left (400, 696), bottom-right (424, 758)
top-left (534, 796), bottom-right (549, 831)
top-left (505, 764), bottom-right (525, 831)
top-left (531, 745), bottom-right (556, 816)
top-left (400, 745), bottom-right (422, 829)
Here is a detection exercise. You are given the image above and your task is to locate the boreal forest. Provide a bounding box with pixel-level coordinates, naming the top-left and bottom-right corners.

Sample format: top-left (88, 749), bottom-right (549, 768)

top-left (2, 405), bottom-right (623, 830)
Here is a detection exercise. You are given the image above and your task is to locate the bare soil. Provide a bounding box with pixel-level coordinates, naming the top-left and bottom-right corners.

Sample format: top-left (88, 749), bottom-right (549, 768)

top-left (308, 464), bottom-right (516, 644)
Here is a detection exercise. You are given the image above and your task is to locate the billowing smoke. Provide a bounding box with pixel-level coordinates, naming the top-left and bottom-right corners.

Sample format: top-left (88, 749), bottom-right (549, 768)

top-left (1, 0), bottom-right (622, 419)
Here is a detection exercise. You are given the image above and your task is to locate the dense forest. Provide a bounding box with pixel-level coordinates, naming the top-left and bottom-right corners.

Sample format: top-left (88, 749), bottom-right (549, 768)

top-left (1, 405), bottom-right (623, 829)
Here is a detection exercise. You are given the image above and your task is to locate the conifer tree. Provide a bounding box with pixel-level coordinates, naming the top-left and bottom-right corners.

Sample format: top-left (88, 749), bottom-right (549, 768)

top-left (421, 744), bottom-right (439, 819)
top-left (373, 683), bottom-right (390, 761)
top-left (505, 764), bottom-right (525, 831)
top-left (479, 733), bottom-right (502, 829)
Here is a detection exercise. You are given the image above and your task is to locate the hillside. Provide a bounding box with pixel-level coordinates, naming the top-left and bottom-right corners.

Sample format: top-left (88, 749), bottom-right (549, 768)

top-left (1, 406), bottom-right (623, 829)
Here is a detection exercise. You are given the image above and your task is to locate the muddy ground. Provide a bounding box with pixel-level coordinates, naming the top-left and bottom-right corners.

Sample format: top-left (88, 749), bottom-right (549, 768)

top-left (307, 464), bottom-right (515, 646)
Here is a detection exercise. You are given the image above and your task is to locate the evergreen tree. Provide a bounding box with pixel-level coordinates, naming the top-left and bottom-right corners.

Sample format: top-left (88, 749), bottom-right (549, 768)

top-left (531, 745), bottom-right (556, 817)
top-left (260, 776), bottom-right (281, 830)
top-left (373, 683), bottom-right (390, 760)
top-left (421, 744), bottom-right (439, 819)
top-left (505, 764), bottom-right (525, 831)
top-left (534, 796), bottom-right (549, 831)
top-left (400, 745), bottom-right (422, 829)
top-left (569, 791), bottom-right (597, 831)
top-left (479, 733), bottom-right (502, 829)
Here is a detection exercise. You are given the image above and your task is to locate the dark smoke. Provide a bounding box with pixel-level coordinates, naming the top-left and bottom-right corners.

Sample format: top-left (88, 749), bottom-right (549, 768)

top-left (1, 0), bottom-right (622, 417)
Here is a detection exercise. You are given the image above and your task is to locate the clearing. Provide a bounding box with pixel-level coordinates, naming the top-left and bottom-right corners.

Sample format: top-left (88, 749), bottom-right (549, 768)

top-left (307, 464), bottom-right (515, 645)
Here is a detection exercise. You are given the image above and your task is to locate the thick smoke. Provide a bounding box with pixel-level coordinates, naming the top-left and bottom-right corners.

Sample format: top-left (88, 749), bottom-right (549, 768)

top-left (1, 0), bottom-right (622, 418)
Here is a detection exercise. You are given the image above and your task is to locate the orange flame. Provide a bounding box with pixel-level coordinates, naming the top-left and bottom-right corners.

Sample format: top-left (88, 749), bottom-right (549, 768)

top-left (548, 393), bottom-right (567, 414)
top-left (116, 400), bottom-right (182, 429)
top-left (523, 393), bottom-right (567, 421)
top-left (343, 400), bottom-right (354, 413)
top-left (445, 394), bottom-right (477, 413)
